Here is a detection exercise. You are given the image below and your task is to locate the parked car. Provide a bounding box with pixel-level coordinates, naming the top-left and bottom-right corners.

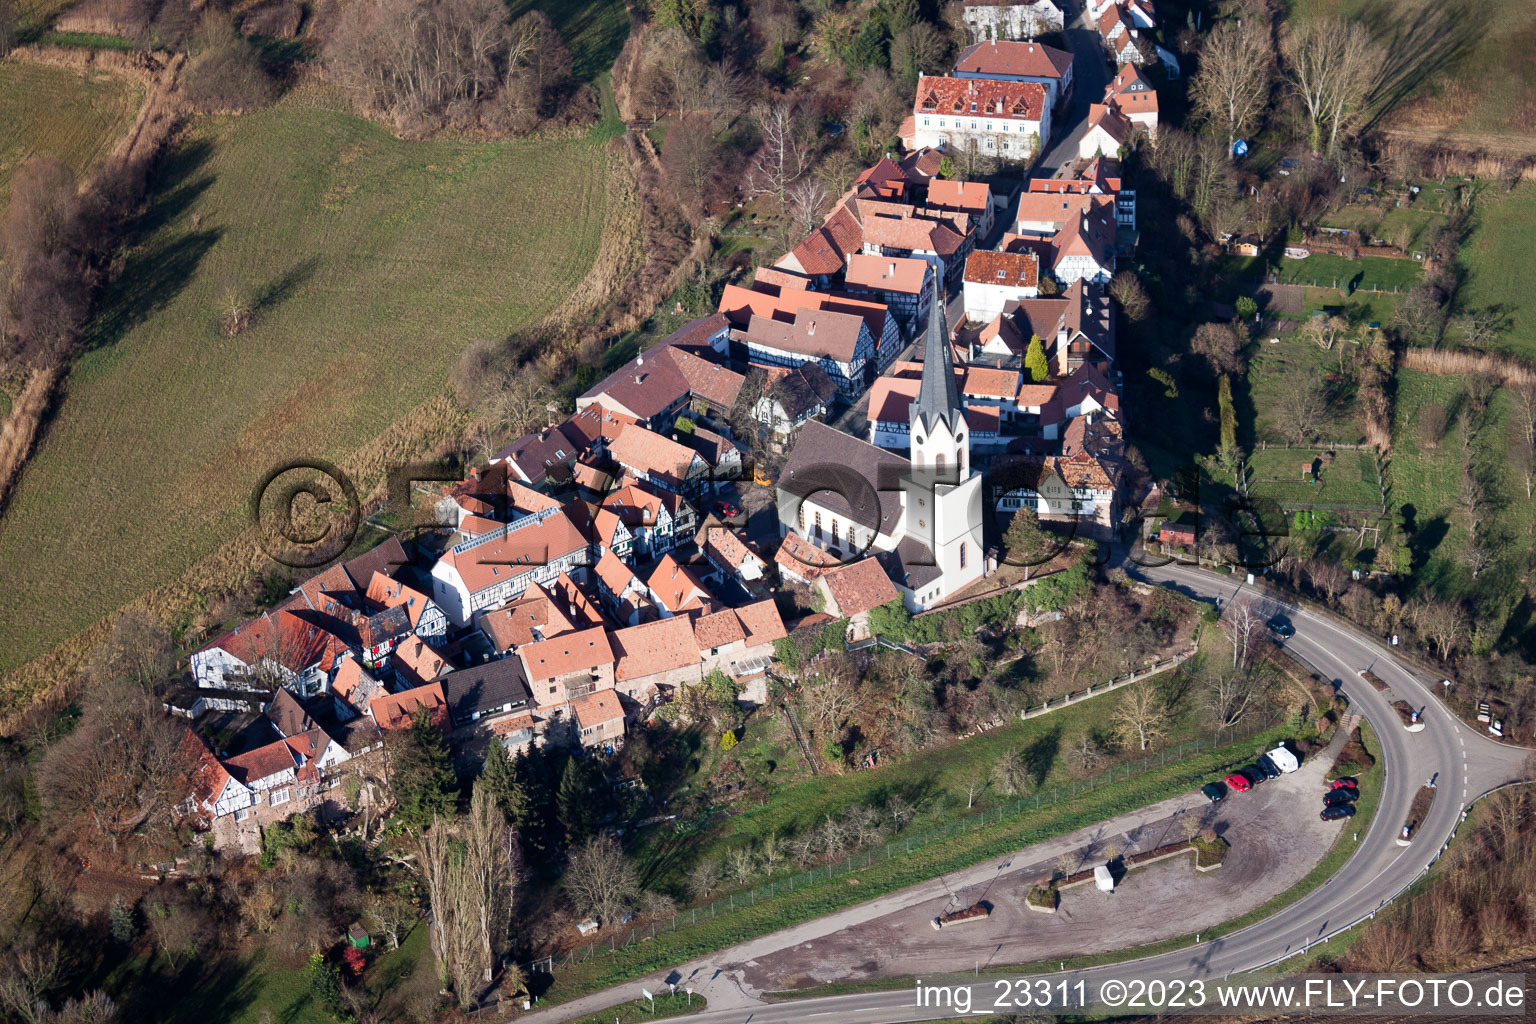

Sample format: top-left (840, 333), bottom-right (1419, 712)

top-left (1255, 754), bottom-right (1281, 780)
top-left (1329, 777), bottom-right (1359, 792)
top-left (1320, 805), bottom-right (1356, 821)
top-left (712, 500), bottom-right (742, 520)
top-left (1224, 772), bottom-right (1252, 793)
top-left (1239, 765), bottom-right (1267, 786)
top-left (1267, 614), bottom-right (1296, 640)
top-left (1201, 782), bottom-right (1227, 803)
top-left (1323, 789), bottom-right (1357, 807)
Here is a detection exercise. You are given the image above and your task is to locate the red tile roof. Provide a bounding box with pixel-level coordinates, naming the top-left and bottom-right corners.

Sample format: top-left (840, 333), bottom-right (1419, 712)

top-left (370, 683), bottom-right (448, 730)
top-left (914, 75), bottom-right (1047, 122)
top-left (518, 625), bottom-right (615, 683)
top-left (744, 310), bottom-right (868, 364)
top-left (845, 253), bottom-right (930, 294)
top-left (820, 557), bottom-right (901, 617)
top-left (954, 40), bottom-right (1073, 80)
top-left (612, 616), bottom-right (700, 682)
top-left (571, 690), bottom-right (626, 729)
top-left (775, 532), bottom-right (840, 583)
top-left (964, 249), bottom-right (1040, 289)
top-left (646, 554), bottom-right (715, 614)
top-left (479, 589), bottom-right (577, 650)
top-left (392, 637), bottom-right (448, 688)
top-left (439, 510), bottom-right (590, 596)
top-left (608, 424), bottom-right (705, 490)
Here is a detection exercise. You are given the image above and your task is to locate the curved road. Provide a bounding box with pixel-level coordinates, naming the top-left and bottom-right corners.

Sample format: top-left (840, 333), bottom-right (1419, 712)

top-left (523, 564), bottom-right (1528, 1024)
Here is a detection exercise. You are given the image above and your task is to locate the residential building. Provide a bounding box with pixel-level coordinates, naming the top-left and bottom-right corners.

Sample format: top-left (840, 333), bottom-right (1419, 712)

top-left (570, 691), bottom-right (626, 749)
top-left (428, 508), bottom-right (591, 626)
top-left (842, 253), bottom-right (933, 334)
top-left (697, 526), bottom-right (768, 591)
top-left (475, 586), bottom-right (579, 655)
top-left (1104, 62), bottom-right (1158, 136)
top-left (925, 179), bottom-right (996, 239)
top-left (518, 626), bottom-right (616, 705)
top-left (1096, 3), bottom-right (1151, 64)
top-left (1078, 102), bottom-right (1135, 160)
top-left (816, 557), bottom-right (902, 639)
top-left (963, 249), bottom-right (1041, 323)
top-left (645, 554), bottom-right (717, 616)
top-left (953, 40), bottom-right (1074, 108)
top-left (740, 309), bottom-right (875, 396)
top-left (680, 426), bottom-right (743, 479)
top-left (753, 363), bottom-right (839, 451)
top-left (575, 315), bottom-right (738, 427)
top-left (960, 0), bottom-right (1064, 42)
top-left (391, 636), bottom-right (449, 689)
top-left (1027, 157), bottom-right (1135, 229)
top-left (438, 658), bottom-right (534, 729)
top-left (774, 532), bottom-right (841, 587)
top-left (592, 548), bottom-right (655, 625)
top-left (1004, 279), bottom-right (1117, 374)
top-left (907, 75), bottom-right (1052, 164)
top-left (191, 610), bottom-right (351, 697)
top-left (370, 683), bottom-right (449, 731)
top-left (363, 572), bottom-right (448, 646)
top-left (608, 423), bottom-right (712, 496)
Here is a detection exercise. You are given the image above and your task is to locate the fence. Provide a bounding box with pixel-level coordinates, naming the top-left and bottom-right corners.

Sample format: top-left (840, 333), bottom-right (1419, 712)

top-left (527, 715), bottom-right (1277, 974)
top-left (1020, 647), bottom-right (1199, 721)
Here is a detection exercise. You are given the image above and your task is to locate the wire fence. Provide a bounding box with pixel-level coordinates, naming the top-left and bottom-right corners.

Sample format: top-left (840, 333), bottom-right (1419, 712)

top-left (530, 715), bottom-right (1277, 972)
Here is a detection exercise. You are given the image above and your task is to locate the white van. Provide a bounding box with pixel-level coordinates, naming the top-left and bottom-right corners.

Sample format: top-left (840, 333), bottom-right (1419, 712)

top-left (1094, 865), bottom-right (1115, 892)
top-left (1266, 746), bottom-right (1300, 774)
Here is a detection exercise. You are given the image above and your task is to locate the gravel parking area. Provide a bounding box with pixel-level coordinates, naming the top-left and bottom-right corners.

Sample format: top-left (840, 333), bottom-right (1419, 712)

top-left (738, 738), bottom-right (1346, 994)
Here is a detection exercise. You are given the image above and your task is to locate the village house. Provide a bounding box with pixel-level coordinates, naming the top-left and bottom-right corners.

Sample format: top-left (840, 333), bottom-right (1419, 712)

top-left (697, 526), bottom-right (768, 592)
top-left (926, 178), bottom-right (997, 239)
top-left (607, 423), bottom-right (712, 498)
top-left (645, 553), bottom-right (717, 616)
top-left (752, 363), bottom-right (839, 451)
top-left (999, 279), bottom-right (1117, 374)
top-left (692, 600), bottom-right (786, 682)
top-left (842, 253), bottom-right (933, 335)
top-left (330, 658), bottom-right (384, 720)
top-left (475, 585), bottom-right (579, 655)
top-left (963, 249), bottom-right (1042, 323)
top-left (907, 75), bottom-right (1052, 165)
top-left (610, 615), bottom-right (707, 701)
top-left (574, 315), bottom-right (741, 430)
top-left (370, 683), bottom-right (449, 731)
top-left (960, 0), bottom-right (1064, 42)
top-left (600, 480), bottom-right (683, 561)
top-left (1096, 2), bottom-right (1153, 65)
top-left (739, 309), bottom-right (875, 396)
top-left (953, 40), bottom-right (1074, 109)
top-left (774, 530), bottom-right (842, 587)
top-left (391, 635), bottom-right (449, 690)
top-left (191, 610), bottom-right (352, 698)
top-left (1027, 157), bottom-right (1136, 229)
top-left (437, 658), bottom-right (535, 731)
top-left (727, 269), bottom-right (908, 372)
top-left (679, 426), bottom-right (743, 479)
top-left (815, 557), bottom-right (903, 640)
top-left (570, 690), bottom-right (627, 749)
top-left (428, 507), bottom-right (592, 626)
top-left (1104, 62), bottom-right (1158, 136)
top-left (518, 625), bottom-right (617, 706)
top-left (592, 548), bottom-right (656, 625)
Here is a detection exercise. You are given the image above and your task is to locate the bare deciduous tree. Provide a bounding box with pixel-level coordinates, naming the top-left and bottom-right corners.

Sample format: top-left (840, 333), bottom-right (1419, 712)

top-left (1203, 665), bottom-right (1268, 730)
top-left (744, 101), bottom-right (809, 207)
top-left (1191, 18), bottom-right (1273, 159)
top-left (991, 750), bottom-right (1033, 796)
top-left (563, 835), bottom-right (641, 927)
top-left (1222, 600), bottom-right (1265, 670)
top-left (1281, 18), bottom-right (1383, 155)
top-left (1112, 680), bottom-right (1168, 751)
top-left (784, 176), bottom-right (829, 239)
top-left (1272, 366), bottom-right (1328, 446)
top-left (1069, 732), bottom-right (1105, 774)
top-left (1109, 272), bottom-right (1150, 322)
top-left (1299, 314), bottom-right (1349, 352)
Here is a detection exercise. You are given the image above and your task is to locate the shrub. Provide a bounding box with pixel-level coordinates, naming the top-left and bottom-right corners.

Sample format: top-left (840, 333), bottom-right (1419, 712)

top-left (181, 11), bottom-right (278, 113)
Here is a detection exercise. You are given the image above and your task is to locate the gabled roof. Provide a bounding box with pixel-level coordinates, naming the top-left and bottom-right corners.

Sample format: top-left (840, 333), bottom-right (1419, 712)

top-left (370, 683), bottom-right (449, 730)
top-left (601, 480), bottom-right (665, 529)
top-left (612, 616), bottom-right (700, 682)
top-left (744, 310), bottom-right (868, 364)
top-left (439, 657), bottom-right (534, 719)
top-left (608, 424), bottom-right (706, 489)
top-left (437, 510), bottom-right (590, 596)
top-left (718, 282), bottom-right (894, 343)
top-left (954, 40), bottom-right (1073, 80)
top-left (331, 658), bottom-right (382, 710)
top-left (925, 178), bottom-right (993, 217)
top-left (964, 249), bottom-right (1040, 289)
top-left (775, 532), bottom-right (840, 582)
top-left (699, 527), bottom-right (766, 577)
top-left (479, 588), bottom-right (577, 651)
top-left (845, 253), bottom-right (930, 295)
top-left (820, 557), bottom-right (901, 617)
top-left (392, 636), bottom-right (449, 688)
top-left (1107, 62), bottom-right (1155, 101)
top-left (594, 548), bottom-right (644, 598)
top-left (914, 75), bottom-right (1047, 122)
top-left (547, 572), bottom-right (603, 627)
top-left (267, 688), bottom-right (316, 739)
top-left (365, 571), bottom-right (434, 628)
top-left (197, 610), bottom-right (349, 675)
top-left (781, 419), bottom-right (909, 535)
top-left (767, 362), bottom-right (839, 420)
top-left (578, 315), bottom-right (740, 420)
top-left (868, 376), bottom-right (1001, 433)
top-left (571, 690), bottom-right (626, 729)
top-left (224, 740), bottom-right (300, 786)
top-left (646, 554), bottom-right (716, 614)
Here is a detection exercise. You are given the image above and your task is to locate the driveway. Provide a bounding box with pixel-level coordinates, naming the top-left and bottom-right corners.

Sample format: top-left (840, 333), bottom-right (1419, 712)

top-left (1038, 0), bottom-right (1114, 175)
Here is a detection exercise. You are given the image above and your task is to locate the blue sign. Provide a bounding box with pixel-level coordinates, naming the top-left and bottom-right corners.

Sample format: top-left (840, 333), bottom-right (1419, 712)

top-left (1232, 139), bottom-right (1249, 157)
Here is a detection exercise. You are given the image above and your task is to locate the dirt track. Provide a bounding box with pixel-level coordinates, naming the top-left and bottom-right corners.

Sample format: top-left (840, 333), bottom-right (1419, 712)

top-left (737, 737), bottom-right (1346, 995)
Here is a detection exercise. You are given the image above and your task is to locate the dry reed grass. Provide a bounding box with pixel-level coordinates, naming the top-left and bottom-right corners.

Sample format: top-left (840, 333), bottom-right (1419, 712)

top-left (1401, 346), bottom-right (1536, 388)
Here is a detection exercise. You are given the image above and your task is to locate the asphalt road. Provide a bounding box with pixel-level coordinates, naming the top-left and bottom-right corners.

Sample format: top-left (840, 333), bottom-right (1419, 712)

top-left (1038, 0), bottom-right (1115, 175)
top-left (521, 564), bottom-right (1528, 1024)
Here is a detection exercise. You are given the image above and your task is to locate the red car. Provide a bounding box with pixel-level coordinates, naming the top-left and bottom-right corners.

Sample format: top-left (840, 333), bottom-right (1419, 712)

top-left (1224, 772), bottom-right (1253, 793)
top-left (1330, 777), bottom-right (1358, 791)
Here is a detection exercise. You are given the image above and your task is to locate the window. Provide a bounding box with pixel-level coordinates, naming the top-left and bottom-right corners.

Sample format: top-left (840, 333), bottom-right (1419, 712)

top-left (986, 139), bottom-right (994, 149)
top-left (270, 787), bottom-right (290, 807)
top-left (846, 522), bottom-right (855, 547)
top-left (959, 542), bottom-right (967, 569)
top-left (798, 504), bottom-right (805, 530)
top-left (923, 117), bottom-right (930, 126)
top-left (234, 807), bottom-right (249, 823)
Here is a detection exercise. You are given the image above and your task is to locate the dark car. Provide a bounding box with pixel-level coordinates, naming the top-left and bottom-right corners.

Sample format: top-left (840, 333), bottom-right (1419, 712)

top-left (1323, 789), bottom-right (1358, 807)
top-left (1330, 777), bottom-right (1359, 792)
top-left (1320, 805), bottom-right (1356, 822)
top-left (712, 500), bottom-right (742, 520)
top-left (1267, 614), bottom-right (1296, 640)
top-left (1201, 782), bottom-right (1227, 803)
top-left (1255, 754), bottom-right (1281, 780)
top-left (1240, 766), bottom-right (1267, 786)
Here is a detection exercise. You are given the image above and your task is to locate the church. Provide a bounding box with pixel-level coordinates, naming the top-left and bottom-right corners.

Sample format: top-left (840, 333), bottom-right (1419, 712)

top-left (777, 284), bottom-right (987, 611)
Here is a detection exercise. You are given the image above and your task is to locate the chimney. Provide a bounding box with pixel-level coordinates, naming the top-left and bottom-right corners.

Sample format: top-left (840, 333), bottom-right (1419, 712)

top-left (807, 320), bottom-right (816, 336)
top-left (888, 262), bottom-right (896, 276)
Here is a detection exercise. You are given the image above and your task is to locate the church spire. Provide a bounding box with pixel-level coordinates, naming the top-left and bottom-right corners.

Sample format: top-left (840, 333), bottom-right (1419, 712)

top-left (911, 277), bottom-right (962, 436)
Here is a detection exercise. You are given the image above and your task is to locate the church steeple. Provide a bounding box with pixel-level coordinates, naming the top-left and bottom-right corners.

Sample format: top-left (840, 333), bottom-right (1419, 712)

top-left (911, 278), bottom-right (962, 438)
top-left (910, 278), bottom-right (968, 476)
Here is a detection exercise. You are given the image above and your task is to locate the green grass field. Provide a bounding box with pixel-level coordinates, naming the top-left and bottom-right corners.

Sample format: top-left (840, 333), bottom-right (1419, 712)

top-left (1247, 447), bottom-right (1379, 510)
top-left (1244, 339), bottom-right (1363, 446)
top-left (509, 0), bottom-right (629, 81)
top-left (0, 84), bottom-right (616, 674)
top-left (0, 61), bottom-right (143, 205)
top-left (1459, 183), bottom-right (1536, 360)
top-left (1275, 253), bottom-right (1424, 293)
